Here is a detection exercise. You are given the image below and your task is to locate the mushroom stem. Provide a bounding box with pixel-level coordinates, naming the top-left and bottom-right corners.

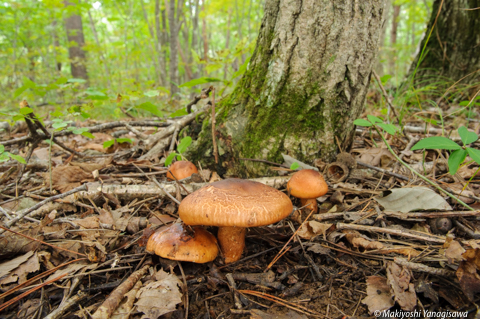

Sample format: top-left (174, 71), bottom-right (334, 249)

top-left (300, 198), bottom-right (318, 214)
top-left (217, 226), bottom-right (246, 264)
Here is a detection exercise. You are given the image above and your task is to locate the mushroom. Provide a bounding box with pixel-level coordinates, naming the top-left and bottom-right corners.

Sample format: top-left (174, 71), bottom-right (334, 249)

top-left (178, 179), bottom-right (293, 264)
top-left (166, 161), bottom-right (198, 181)
top-left (287, 169), bottom-right (328, 214)
top-left (146, 223), bottom-right (218, 263)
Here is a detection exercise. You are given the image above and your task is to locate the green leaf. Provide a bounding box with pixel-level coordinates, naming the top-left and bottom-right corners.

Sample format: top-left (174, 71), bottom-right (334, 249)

top-left (136, 102), bottom-right (163, 117)
top-left (14, 85), bottom-right (30, 98)
top-left (448, 149), bottom-right (467, 175)
top-left (411, 137), bottom-right (461, 151)
top-left (165, 152), bottom-right (177, 166)
top-left (144, 90), bottom-right (160, 97)
top-left (353, 119), bottom-right (372, 127)
top-left (179, 77), bottom-right (222, 88)
top-left (169, 108), bottom-right (188, 118)
top-left (103, 140), bottom-right (115, 148)
top-left (55, 77), bottom-right (68, 85)
top-left (177, 136), bottom-right (192, 154)
top-left (467, 147), bottom-right (480, 166)
top-left (458, 126), bottom-right (478, 145)
top-left (367, 115), bottom-right (383, 124)
top-left (85, 90), bottom-right (108, 100)
top-left (377, 123), bottom-right (398, 135)
top-left (290, 162), bottom-right (300, 170)
top-left (116, 138), bottom-right (133, 144)
top-left (176, 154), bottom-right (182, 161)
top-left (82, 131), bottom-right (95, 139)
top-left (12, 115), bottom-right (24, 122)
top-left (51, 110), bottom-right (64, 117)
top-left (0, 145), bottom-right (4, 153)
top-left (19, 107), bottom-right (33, 115)
top-left (9, 153), bottom-right (26, 164)
top-left (0, 154), bottom-right (9, 162)
top-left (52, 122), bottom-right (67, 129)
top-left (205, 63), bottom-right (223, 73)
top-left (380, 74), bottom-right (392, 85)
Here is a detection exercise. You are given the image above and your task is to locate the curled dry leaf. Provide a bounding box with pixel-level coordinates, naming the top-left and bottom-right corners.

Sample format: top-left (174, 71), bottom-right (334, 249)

top-left (375, 187), bottom-right (452, 213)
top-left (343, 230), bottom-right (384, 250)
top-left (354, 148), bottom-right (395, 168)
top-left (386, 261), bottom-right (417, 311)
top-left (296, 221), bottom-right (333, 240)
top-left (444, 239), bottom-right (465, 263)
top-left (49, 165), bottom-right (94, 193)
top-left (362, 276), bottom-right (394, 314)
top-left (380, 247), bottom-right (420, 258)
top-left (135, 269), bottom-right (183, 319)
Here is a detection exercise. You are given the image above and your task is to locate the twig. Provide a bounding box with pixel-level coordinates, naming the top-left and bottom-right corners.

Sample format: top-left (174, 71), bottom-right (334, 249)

top-left (177, 261), bottom-right (189, 319)
top-left (133, 164), bottom-right (181, 205)
top-left (356, 161), bottom-right (410, 181)
top-left (186, 86), bottom-right (213, 113)
top-left (211, 87), bottom-right (219, 164)
top-left (384, 210), bottom-right (480, 220)
top-left (372, 70), bottom-right (400, 123)
top-left (44, 291), bottom-right (88, 319)
top-left (125, 123), bottom-right (149, 140)
top-left (336, 222), bottom-right (446, 243)
top-left (0, 184), bottom-right (88, 234)
top-left (393, 257), bottom-right (454, 276)
top-left (91, 263), bottom-right (151, 319)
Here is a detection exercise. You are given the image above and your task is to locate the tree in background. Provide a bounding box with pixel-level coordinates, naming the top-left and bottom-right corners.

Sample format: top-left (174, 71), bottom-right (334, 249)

top-left (409, 0), bottom-right (480, 92)
top-left (64, 0), bottom-right (88, 81)
top-left (189, 0), bottom-right (387, 177)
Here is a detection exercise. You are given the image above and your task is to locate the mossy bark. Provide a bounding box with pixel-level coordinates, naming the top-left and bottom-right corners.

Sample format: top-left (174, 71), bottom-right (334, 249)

top-left (409, 0), bottom-right (480, 89)
top-left (188, 0), bottom-right (386, 177)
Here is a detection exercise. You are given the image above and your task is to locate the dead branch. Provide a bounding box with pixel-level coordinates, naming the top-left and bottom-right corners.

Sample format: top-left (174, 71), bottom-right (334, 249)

top-left (44, 291), bottom-right (88, 319)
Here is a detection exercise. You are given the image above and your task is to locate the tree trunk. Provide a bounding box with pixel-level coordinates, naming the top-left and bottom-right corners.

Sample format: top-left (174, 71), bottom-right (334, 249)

top-left (409, 0), bottom-right (480, 89)
top-left (188, 0), bottom-right (386, 177)
top-left (168, 0), bottom-right (182, 97)
top-left (390, 4), bottom-right (401, 76)
top-left (64, 1), bottom-right (88, 81)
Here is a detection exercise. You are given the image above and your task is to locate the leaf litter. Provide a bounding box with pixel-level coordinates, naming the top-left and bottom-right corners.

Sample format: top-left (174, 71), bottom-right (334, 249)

top-left (1, 92), bottom-right (480, 318)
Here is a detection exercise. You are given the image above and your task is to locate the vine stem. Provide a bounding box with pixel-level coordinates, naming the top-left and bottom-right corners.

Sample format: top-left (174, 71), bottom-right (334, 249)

top-left (374, 127), bottom-right (474, 211)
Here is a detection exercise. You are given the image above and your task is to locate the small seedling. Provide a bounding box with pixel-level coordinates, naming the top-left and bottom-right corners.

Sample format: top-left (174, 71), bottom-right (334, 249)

top-left (165, 136), bottom-right (192, 166)
top-left (411, 126), bottom-right (480, 175)
top-left (0, 145), bottom-right (26, 164)
top-left (103, 138), bottom-right (133, 149)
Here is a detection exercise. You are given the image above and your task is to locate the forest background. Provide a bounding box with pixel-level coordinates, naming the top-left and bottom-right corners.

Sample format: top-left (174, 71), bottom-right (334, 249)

top-left (0, 0), bottom-right (432, 120)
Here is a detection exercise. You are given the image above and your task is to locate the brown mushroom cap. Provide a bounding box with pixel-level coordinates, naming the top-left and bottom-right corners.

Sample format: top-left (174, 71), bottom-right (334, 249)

top-left (287, 169), bottom-right (328, 199)
top-left (178, 179), bottom-right (293, 227)
top-left (166, 161), bottom-right (198, 181)
top-left (146, 223), bottom-right (218, 263)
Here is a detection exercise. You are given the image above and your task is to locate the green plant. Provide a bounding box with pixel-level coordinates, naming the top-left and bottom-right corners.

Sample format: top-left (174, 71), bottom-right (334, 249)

top-left (0, 145), bottom-right (26, 164)
top-left (103, 138), bottom-right (133, 149)
top-left (354, 116), bottom-right (474, 211)
top-left (411, 126), bottom-right (480, 176)
top-left (165, 136), bottom-right (193, 166)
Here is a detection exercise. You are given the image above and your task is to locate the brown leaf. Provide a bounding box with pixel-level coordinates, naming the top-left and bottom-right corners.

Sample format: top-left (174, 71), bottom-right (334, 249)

top-left (50, 165), bottom-right (94, 193)
top-left (456, 248), bottom-right (480, 301)
top-left (386, 262), bottom-right (417, 311)
top-left (297, 221), bottom-right (333, 240)
top-left (362, 276), bottom-right (394, 314)
top-left (445, 240), bottom-right (465, 263)
top-left (0, 251), bottom-right (39, 288)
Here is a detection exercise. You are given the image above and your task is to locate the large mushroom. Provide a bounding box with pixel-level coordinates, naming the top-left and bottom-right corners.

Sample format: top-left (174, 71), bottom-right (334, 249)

top-left (146, 223), bottom-right (218, 263)
top-left (178, 179), bottom-right (293, 264)
top-left (166, 161), bottom-right (198, 181)
top-left (287, 169), bottom-right (328, 214)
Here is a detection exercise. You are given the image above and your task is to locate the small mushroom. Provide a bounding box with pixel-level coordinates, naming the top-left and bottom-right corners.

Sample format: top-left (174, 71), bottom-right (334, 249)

top-left (178, 179), bottom-right (293, 264)
top-left (166, 161), bottom-right (198, 181)
top-left (146, 223), bottom-right (218, 263)
top-left (287, 169), bottom-right (328, 213)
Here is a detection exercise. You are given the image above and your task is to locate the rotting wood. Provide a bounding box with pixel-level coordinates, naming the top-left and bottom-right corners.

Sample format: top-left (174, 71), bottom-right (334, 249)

top-left (394, 257), bottom-right (455, 276)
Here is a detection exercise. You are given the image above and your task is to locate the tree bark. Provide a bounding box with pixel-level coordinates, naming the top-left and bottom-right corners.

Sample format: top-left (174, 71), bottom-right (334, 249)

top-left (188, 0), bottom-right (386, 177)
top-left (409, 0), bottom-right (480, 88)
top-left (168, 0), bottom-right (183, 97)
top-left (390, 4), bottom-right (401, 76)
top-left (64, 1), bottom-right (88, 81)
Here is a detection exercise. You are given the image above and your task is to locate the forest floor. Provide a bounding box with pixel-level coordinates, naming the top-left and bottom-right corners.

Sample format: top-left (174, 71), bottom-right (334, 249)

top-left (0, 90), bottom-right (480, 319)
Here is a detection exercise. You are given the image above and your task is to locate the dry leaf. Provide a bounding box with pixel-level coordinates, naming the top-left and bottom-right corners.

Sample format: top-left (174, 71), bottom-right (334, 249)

top-left (0, 251), bottom-right (39, 288)
top-left (344, 230), bottom-right (384, 250)
top-left (250, 309), bottom-right (308, 319)
top-left (297, 221), bottom-right (332, 240)
top-left (355, 148), bottom-right (394, 167)
top-left (111, 280), bottom-right (143, 319)
top-left (380, 248), bottom-right (420, 258)
top-left (50, 165), bottom-right (94, 193)
top-left (457, 248), bottom-right (480, 301)
top-left (135, 269), bottom-right (183, 319)
top-left (445, 240), bottom-right (465, 263)
top-left (386, 262), bottom-right (417, 311)
top-left (362, 276), bottom-right (394, 314)
top-left (375, 187), bottom-right (452, 213)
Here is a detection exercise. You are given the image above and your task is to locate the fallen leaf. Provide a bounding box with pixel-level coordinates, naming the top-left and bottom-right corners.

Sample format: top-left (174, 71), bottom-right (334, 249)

top-left (362, 276), bottom-right (394, 314)
top-left (0, 251), bottom-right (39, 288)
top-left (297, 221), bottom-right (332, 240)
top-left (445, 240), bottom-right (465, 263)
top-left (135, 269), bottom-right (183, 319)
top-left (386, 262), bottom-right (417, 311)
top-left (457, 248), bottom-right (480, 301)
top-left (375, 187), bottom-right (452, 213)
top-left (344, 230), bottom-right (384, 250)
